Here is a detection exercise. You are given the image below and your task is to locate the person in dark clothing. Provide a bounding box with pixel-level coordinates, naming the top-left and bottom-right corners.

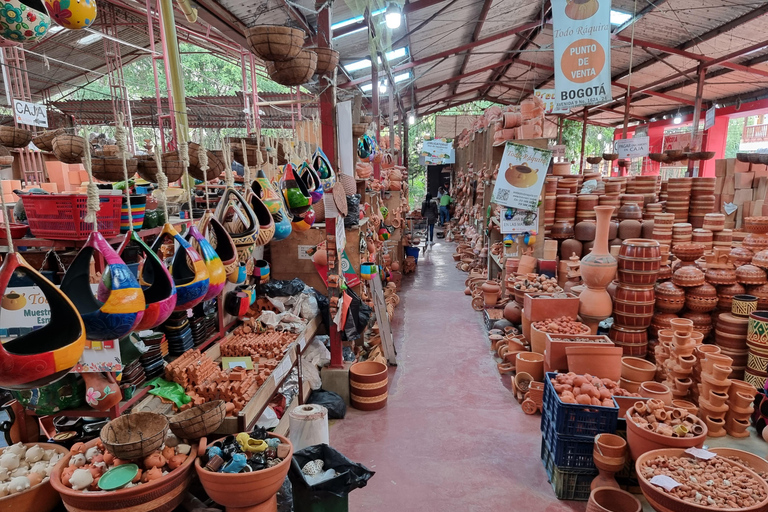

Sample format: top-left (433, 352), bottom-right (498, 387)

top-left (421, 193), bottom-right (438, 244)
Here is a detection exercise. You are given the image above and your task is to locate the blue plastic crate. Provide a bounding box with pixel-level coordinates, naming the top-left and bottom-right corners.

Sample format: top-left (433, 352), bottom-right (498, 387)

top-left (542, 372), bottom-right (619, 438)
top-left (541, 438), bottom-right (597, 501)
top-left (541, 413), bottom-right (596, 470)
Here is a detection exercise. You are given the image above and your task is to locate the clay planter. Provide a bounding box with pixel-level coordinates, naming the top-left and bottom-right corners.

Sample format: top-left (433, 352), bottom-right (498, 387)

top-left (516, 352), bottom-right (545, 381)
top-left (748, 311), bottom-right (768, 350)
top-left (684, 283), bottom-right (718, 313)
top-left (625, 408), bottom-right (707, 460)
top-left (350, 361), bottom-right (388, 411)
top-left (587, 487), bottom-right (641, 512)
top-left (730, 246), bottom-right (755, 266)
top-left (481, 280), bottom-right (501, 307)
top-left (620, 357), bottom-right (656, 382)
top-left (195, 433), bottom-right (292, 512)
top-left (672, 266), bottom-right (705, 287)
top-left (565, 345), bottom-right (624, 381)
top-left (617, 239), bottom-right (660, 285)
top-left (51, 437), bottom-right (197, 512)
top-left (670, 399), bottom-right (698, 416)
top-left (523, 292), bottom-right (579, 322)
top-left (545, 334), bottom-right (613, 371)
top-left (0, 443), bottom-right (68, 512)
top-left (654, 281), bottom-right (685, 313)
top-left (619, 377), bottom-right (642, 393)
top-left (639, 382), bottom-right (673, 405)
top-left (608, 325), bottom-right (648, 356)
top-left (613, 284), bottom-right (655, 329)
top-left (737, 264), bottom-right (768, 285)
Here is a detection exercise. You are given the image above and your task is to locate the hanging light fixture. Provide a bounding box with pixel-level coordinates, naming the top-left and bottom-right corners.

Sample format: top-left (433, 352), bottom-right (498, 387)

top-left (409, 111), bottom-right (415, 125)
top-left (385, 2), bottom-right (402, 29)
top-left (673, 113), bottom-right (682, 124)
top-left (597, 132), bottom-right (603, 140)
top-left (379, 81), bottom-right (387, 94)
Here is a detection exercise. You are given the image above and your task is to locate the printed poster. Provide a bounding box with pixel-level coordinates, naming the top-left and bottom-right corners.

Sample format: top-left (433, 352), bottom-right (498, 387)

top-left (534, 89), bottom-right (569, 114)
top-left (491, 142), bottom-right (552, 211)
top-left (552, 0), bottom-right (612, 109)
top-left (420, 138), bottom-right (455, 164)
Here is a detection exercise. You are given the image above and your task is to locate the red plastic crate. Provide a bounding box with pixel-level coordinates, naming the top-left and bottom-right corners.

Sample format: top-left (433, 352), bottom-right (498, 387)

top-left (22, 194), bottom-right (122, 240)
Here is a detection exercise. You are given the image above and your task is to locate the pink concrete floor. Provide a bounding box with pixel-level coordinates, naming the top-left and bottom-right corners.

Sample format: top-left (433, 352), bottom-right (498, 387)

top-left (330, 241), bottom-right (586, 512)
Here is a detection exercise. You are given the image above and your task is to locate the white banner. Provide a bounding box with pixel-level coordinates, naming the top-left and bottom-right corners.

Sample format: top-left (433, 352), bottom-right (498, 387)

top-left (615, 136), bottom-right (650, 159)
top-left (534, 89), bottom-right (569, 114)
top-left (705, 106), bottom-right (716, 130)
top-left (420, 138), bottom-right (455, 164)
top-left (491, 142), bottom-right (552, 211)
top-left (13, 99), bottom-right (47, 128)
top-left (552, 0), bottom-right (612, 109)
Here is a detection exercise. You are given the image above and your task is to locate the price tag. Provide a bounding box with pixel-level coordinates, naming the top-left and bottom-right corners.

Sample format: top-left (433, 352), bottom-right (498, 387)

top-left (650, 475), bottom-right (682, 492)
top-left (272, 356), bottom-right (292, 383)
top-left (685, 448), bottom-right (717, 460)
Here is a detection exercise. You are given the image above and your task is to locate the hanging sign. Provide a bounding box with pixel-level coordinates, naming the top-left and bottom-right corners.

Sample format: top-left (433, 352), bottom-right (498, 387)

top-left (491, 142), bottom-right (552, 211)
top-left (552, 0), bottom-right (612, 109)
top-left (705, 106), bottom-right (716, 130)
top-left (420, 138), bottom-right (455, 164)
top-left (13, 99), bottom-right (48, 128)
top-left (615, 136), bottom-right (650, 159)
top-left (534, 89), bottom-right (570, 114)
top-left (500, 207), bottom-right (539, 235)
top-left (551, 144), bottom-right (566, 160)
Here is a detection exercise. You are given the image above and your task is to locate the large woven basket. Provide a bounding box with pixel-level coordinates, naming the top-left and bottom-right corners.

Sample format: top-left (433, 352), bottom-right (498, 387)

top-left (0, 126), bottom-right (32, 149)
top-left (313, 47), bottom-right (339, 76)
top-left (232, 142), bottom-right (267, 168)
top-left (188, 142), bottom-right (224, 181)
top-left (169, 400), bottom-right (226, 440)
top-left (92, 156), bottom-right (139, 182)
top-left (137, 152), bottom-right (185, 182)
top-left (100, 412), bottom-right (168, 459)
top-left (0, 145), bottom-right (13, 166)
top-left (31, 128), bottom-right (65, 152)
top-left (52, 134), bottom-right (86, 164)
top-left (247, 25), bottom-right (305, 62)
top-left (353, 123), bottom-right (367, 138)
top-left (267, 49), bottom-right (318, 86)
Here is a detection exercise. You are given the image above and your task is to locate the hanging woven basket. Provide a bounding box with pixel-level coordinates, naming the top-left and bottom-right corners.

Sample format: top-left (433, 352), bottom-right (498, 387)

top-left (247, 25), bottom-right (305, 62)
top-left (266, 49), bottom-right (318, 86)
top-left (353, 123), bottom-right (367, 138)
top-left (136, 152), bottom-right (184, 183)
top-left (91, 156), bottom-right (139, 182)
top-left (313, 47), bottom-right (339, 76)
top-left (52, 134), bottom-right (86, 164)
top-left (0, 145), bottom-right (13, 166)
top-left (188, 142), bottom-right (224, 181)
top-left (231, 142), bottom-right (268, 168)
top-left (31, 128), bottom-right (66, 152)
top-left (0, 126), bottom-right (33, 149)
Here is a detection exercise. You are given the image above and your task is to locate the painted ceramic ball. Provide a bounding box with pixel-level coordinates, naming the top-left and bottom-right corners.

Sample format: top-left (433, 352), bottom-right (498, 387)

top-left (292, 208), bottom-right (315, 231)
top-left (0, 0), bottom-right (51, 43)
top-left (378, 227), bottom-right (390, 241)
top-left (44, 0), bottom-right (96, 29)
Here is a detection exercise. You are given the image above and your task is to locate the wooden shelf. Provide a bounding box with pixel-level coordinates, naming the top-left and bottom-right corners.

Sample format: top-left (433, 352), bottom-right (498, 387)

top-left (490, 252), bottom-right (503, 269)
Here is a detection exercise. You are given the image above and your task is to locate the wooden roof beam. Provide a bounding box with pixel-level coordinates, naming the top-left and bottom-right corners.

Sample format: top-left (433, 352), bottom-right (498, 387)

top-left (416, 85), bottom-right (487, 110)
top-left (612, 0), bottom-right (668, 35)
top-left (422, 96), bottom-right (481, 116)
top-left (451, 0), bottom-right (494, 96)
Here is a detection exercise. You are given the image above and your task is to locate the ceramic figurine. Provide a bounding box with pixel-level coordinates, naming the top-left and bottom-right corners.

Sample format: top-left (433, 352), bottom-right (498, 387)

top-left (221, 453), bottom-right (248, 473)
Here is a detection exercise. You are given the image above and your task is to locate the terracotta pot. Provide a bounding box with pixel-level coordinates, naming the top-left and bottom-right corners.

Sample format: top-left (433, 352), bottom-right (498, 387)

top-left (701, 353), bottom-right (734, 374)
top-left (82, 372), bottom-right (122, 411)
top-left (639, 381), bottom-right (673, 405)
top-left (565, 345), bottom-right (623, 381)
top-left (516, 352), bottom-right (544, 382)
top-left (620, 357), bottom-right (656, 382)
top-left (654, 281), bottom-right (686, 313)
top-left (349, 361), bottom-right (388, 411)
top-left (748, 310), bottom-right (768, 350)
top-left (617, 239), bottom-right (660, 285)
top-left (708, 390), bottom-right (729, 407)
top-left (669, 318), bottom-right (694, 334)
top-left (625, 407), bottom-right (707, 460)
top-left (730, 379), bottom-right (758, 398)
top-left (0, 443), bottom-right (68, 512)
top-left (609, 325), bottom-right (648, 356)
top-left (503, 301), bottom-right (522, 324)
top-left (613, 284), bottom-right (655, 329)
top-left (195, 433), bottom-right (292, 511)
top-left (670, 399), bottom-right (698, 416)
top-left (587, 487), bottom-right (641, 512)
top-left (619, 377), bottom-right (642, 393)
top-left (579, 206), bottom-right (617, 324)
top-left (481, 280), bottom-right (501, 307)
top-left (594, 433), bottom-right (627, 459)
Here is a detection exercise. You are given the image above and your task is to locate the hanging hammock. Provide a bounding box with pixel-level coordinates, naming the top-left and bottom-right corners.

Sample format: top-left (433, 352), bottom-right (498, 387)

top-left (116, 230), bottom-right (177, 331)
top-left (197, 211), bottom-right (238, 278)
top-left (60, 231), bottom-right (146, 341)
top-left (297, 161), bottom-right (323, 204)
top-left (151, 223), bottom-right (210, 312)
top-left (0, 253), bottom-right (86, 389)
top-left (214, 187), bottom-right (259, 264)
top-left (185, 224), bottom-right (226, 302)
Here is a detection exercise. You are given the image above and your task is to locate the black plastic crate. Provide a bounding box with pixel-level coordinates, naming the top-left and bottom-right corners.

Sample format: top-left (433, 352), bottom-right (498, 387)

top-left (542, 372), bottom-right (619, 438)
top-left (541, 438), bottom-right (597, 501)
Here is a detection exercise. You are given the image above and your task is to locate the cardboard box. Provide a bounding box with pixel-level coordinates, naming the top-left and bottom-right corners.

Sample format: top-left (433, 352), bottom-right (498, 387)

top-left (753, 200), bottom-right (765, 217)
top-left (543, 239), bottom-right (558, 260)
top-left (734, 189), bottom-right (753, 204)
top-left (721, 176), bottom-right (735, 195)
top-left (755, 177), bottom-right (768, 202)
top-left (715, 159), bottom-right (727, 177)
top-left (726, 158), bottom-right (751, 174)
top-left (735, 172), bottom-right (755, 189)
top-left (715, 176), bottom-right (725, 194)
top-left (752, 163), bottom-right (768, 179)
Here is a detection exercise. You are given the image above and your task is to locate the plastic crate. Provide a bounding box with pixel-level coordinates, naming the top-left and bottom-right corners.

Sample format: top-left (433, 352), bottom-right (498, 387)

top-left (541, 413), bottom-right (596, 470)
top-left (22, 194), bottom-right (122, 240)
top-left (541, 439), bottom-right (597, 501)
top-left (542, 372), bottom-right (619, 438)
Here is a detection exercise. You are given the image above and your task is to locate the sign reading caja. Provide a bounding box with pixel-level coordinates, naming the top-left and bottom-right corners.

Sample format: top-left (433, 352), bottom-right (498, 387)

top-left (552, 0), bottom-right (612, 109)
top-left (13, 99), bottom-right (48, 128)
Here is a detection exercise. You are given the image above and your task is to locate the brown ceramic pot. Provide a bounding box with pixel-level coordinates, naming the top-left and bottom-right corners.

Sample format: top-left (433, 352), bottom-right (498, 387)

top-left (579, 206), bottom-right (616, 324)
top-left (613, 284), bottom-right (655, 329)
top-left (654, 281), bottom-right (686, 313)
top-left (609, 325), bottom-right (648, 357)
top-left (349, 361), bottom-right (388, 411)
top-left (639, 381), bottom-right (673, 405)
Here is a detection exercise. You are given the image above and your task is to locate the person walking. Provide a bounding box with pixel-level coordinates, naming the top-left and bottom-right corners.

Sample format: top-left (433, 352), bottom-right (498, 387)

top-left (439, 189), bottom-right (453, 226)
top-left (421, 193), bottom-right (438, 246)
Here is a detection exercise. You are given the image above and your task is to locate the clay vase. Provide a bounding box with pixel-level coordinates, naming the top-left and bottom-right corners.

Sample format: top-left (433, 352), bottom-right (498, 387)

top-left (82, 372), bottom-right (122, 412)
top-left (481, 280), bottom-right (501, 307)
top-left (579, 206), bottom-right (617, 325)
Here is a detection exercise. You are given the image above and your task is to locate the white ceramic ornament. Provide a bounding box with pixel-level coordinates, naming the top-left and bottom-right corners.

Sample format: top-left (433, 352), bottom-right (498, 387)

top-left (69, 469), bottom-right (92, 491)
top-left (6, 444), bottom-right (25, 458)
top-left (29, 461), bottom-right (48, 477)
top-left (7, 476), bottom-right (29, 494)
top-left (0, 483), bottom-right (8, 497)
top-left (69, 454), bottom-right (86, 467)
top-left (24, 445), bottom-right (44, 463)
top-left (176, 443), bottom-right (191, 455)
top-left (84, 446), bottom-right (100, 462)
top-left (0, 453), bottom-right (20, 470)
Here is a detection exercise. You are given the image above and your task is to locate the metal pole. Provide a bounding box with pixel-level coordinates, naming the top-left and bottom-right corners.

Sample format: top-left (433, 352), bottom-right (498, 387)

top-left (158, 0), bottom-right (189, 144)
top-left (371, 16), bottom-right (380, 180)
top-left (557, 114), bottom-right (563, 145)
top-left (578, 107), bottom-right (588, 175)
top-left (388, 77), bottom-right (394, 163)
top-left (145, 0), bottom-right (166, 152)
top-left (688, 65), bottom-right (706, 177)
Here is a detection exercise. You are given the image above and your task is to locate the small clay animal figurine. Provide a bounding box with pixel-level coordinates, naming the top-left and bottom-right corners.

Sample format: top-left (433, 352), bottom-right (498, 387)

top-left (142, 467), bottom-right (163, 483)
top-left (29, 461), bottom-right (48, 477)
top-left (26, 472), bottom-right (42, 487)
top-left (176, 444), bottom-right (191, 455)
top-left (6, 444), bottom-right (26, 457)
top-left (69, 443), bottom-right (86, 455)
top-left (60, 466), bottom-right (76, 487)
top-left (143, 452), bottom-right (166, 469)
top-left (164, 433), bottom-right (179, 448)
top-left (0, 483), bottom-right (8, 497)
top-left (7, 476), bottom-right (29, 493)
top-left (0, 467), bottom-right (10, 480)
top-left (221, 453), bottom-right (247, 474)
top-left (161, 447), bottom-right (175, 461)
top-left (24, 445), bottom-right (44, 463)
top-left (69, 454), bottom-right (86, 467)
top-left (167, 454), bottom-right (186, 471)
top-left (69, 469), bottom-right (93, 490)
top-left (11, 466), bottom-right (29, 478)
top-left (236, 432), bottom-right (268, 453)
top-left (102, 452), bottom-right (114, 465)
top-left (0, 453), bottom-right (20, 471)
top-left (248, 453), bottom-right (266, 471)
top-left (84, 446), bottom-right (100, 462)
top-left (205, 446), bottom-right (222, 460)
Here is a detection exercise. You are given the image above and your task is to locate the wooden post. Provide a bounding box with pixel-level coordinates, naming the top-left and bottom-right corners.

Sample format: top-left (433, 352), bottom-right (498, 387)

top-left (688, 65), bottom-right (706, 177)
top-left (557, 114), bottom-right (563, 145)
top-left (578, 108), bottom-right (588, 174)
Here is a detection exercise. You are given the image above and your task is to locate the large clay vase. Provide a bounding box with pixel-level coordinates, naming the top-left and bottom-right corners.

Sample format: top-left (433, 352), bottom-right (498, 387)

top-left (579, 206), bottom-right (617, 327)
top-left (82, 372), bottom-right (122, 412)
top-left (481, 280), bottom-right (501, 307)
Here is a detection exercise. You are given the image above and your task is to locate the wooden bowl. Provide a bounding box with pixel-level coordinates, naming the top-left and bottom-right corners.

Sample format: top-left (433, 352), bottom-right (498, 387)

top-left (0, 443), bottom-right (68, 512)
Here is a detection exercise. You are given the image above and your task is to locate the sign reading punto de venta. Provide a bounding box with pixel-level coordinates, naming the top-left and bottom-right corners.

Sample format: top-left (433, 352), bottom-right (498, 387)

top-left (552, 0), bottom-right (612, 109)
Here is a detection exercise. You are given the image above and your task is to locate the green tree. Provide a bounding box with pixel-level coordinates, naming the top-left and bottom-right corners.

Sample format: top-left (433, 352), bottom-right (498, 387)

top-left (561, 119), bottom-right (614, 171)
top-left (725, 117), bottom-right (745, 159)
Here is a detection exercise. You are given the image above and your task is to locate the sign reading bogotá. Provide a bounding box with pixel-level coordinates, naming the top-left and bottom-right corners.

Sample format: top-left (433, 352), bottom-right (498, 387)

top-left (552, 0), bottom-right (612, 109)
top-left (13, 99), bottom-right (48, 128)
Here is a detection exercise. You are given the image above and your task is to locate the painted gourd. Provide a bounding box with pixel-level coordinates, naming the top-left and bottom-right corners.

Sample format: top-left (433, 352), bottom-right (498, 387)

top-left (280, 163), bottom-right (312, 214)
top-left (185, 225), bottom-right (226, 302)
top-left (247, 185), bottom-right (276, 246)
top-left (0, 253), bottom-right (85, 389)
top-left (312, 147), bottom-right (336, 191)
top-left (44, 0), bottom-right (96, 30)
top-left (197, 211), bottom-right (238, 277)
top-left (292, 208), bottom-right (315, 232)
top-left (297, 161), bottom-right (323, 204)
top-left (252, 169), bottom-right (282, 214)
top-left (0, 0), bottom-right (50, 43)
top-left (271, 180), bottom-right (292, 241)
top-left (564, 0), bottom-right (599, 20)
top-left (151, 223), bottom-right (209, 311)
top-left (60, 231), bottom-right (145, 341)
top-left (214, 187), bottom-right (259, 264)
top-left (116, 230), bottom-right (176, 331)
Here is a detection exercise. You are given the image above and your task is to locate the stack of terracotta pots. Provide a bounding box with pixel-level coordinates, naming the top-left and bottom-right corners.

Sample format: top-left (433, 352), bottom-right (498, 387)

top-left (715, 311), bottom-right (749, 379)
top-left (697, 350), bottom-right (734, 437)
top-left (652, 213), bottom-right (674, 245)
top-left (690, 343), bottom-right (721, 404)
top-left (576, 194), bottom-right (598, 224)
top-left (724, 379), bottom-right (756, 438)
top-left (743, 216), bottom-right (768, 254)
top-left (543, 177), bottom-right (558, 238)
top-left (672, 222), bottom-right (693, 244)
top-left (689, 177), bottom-right (716, 228)
top-left (552, 194), bottom-right (577, 239)
top-left (611, 239), bottom-right (661, 357)
top-left (666, 177), bottom-right (692, 222)
top-left (660, 319), bottom-right (697, 402)
top-left (747, 309), bottom-right (768, 389)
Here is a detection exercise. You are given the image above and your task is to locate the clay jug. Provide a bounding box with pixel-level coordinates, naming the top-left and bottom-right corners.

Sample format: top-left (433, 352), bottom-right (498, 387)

top-left (481, 280), bottom-right (501, 307)
top-left (82, 372), bottom-right (122, 411)
top-left (579, 206), bottom-right (616, 323)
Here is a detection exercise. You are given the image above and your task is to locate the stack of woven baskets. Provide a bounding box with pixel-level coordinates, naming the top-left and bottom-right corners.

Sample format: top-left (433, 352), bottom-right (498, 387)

top-left (247, 25), bottom-right (338, 86)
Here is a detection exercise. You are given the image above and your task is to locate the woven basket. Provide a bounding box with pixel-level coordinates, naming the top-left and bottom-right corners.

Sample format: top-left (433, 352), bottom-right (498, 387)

top-left (0, 145), bottom-right (13, 166)
top-left (231, 142), bottom-right (268, 168)
top-left (313, 47), bottom-right (339, 76)
top-left (353, 123), bottom-right (367, 138)
top-left (91, 156), bottom-right (139, 182)
top-left (0, 126), bottom-right (32, 149)
top-left (340, 173), bottom-right (356, 195)
top-left (31, 128), bottom-right (65, 152)
top-left (586, 156), bottom-right (602, 165)
top-left (247, 25), bottom-right (305, 62)
top-left (188, 142), bottom-right (224, 181)
top-left (169, 400), bottom-right (226, 440)
top-left (266, 49), bottom-right (318, 86)
top-left (136, 153), bottom-right (185, 182)
top-left (333, 184), bottom-right (348, 216)
top-left (314, 195), bottom-right (326, 222)
top-left (52, 134), bottom-right (86, 164)
top-left (100, 412), bottom-right (168, 459)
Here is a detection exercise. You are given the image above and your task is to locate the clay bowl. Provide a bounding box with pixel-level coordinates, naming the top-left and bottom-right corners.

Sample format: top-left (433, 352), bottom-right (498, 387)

top-left (639, 381), bottom-right (673, 405)
top-left (0, 442), bottom-right (69, 512)
top-left (594, 433), bottom-right (627, 458)
top-left (635, 448), bottom-right (768, 512)
top-left (709, 448), bottom-right (768, 478)
top-left (587, 487), bottom-right (641, 512)
top-left (625, 407), bottom-right (707, 460)
top-left (670, 399), bottom-right (698, 416)
top-left (51, 437), bottom-right (197, 512)
top-left (619, 377), bottom-right (642, 394)
top-left (195, 433), bottom-right (292, 511)
top-left (621, 357), bottom-right (656, 382)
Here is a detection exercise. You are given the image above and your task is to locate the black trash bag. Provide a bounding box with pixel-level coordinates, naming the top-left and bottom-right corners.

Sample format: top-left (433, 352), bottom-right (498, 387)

top-left (289, 444), bottom-right (374, 498)
top-left (342, 288), bottom-right (372, 341)
top-left (259, 278), bottom-right (307, 297)
top-left (310, 288), bottom-right (331, 333)
top-left (277, 475), bottom-right (293, 512)
top-left (307, 389), bottom-right (346, 419)
top-left (344, 194), bottom-right (360, 229)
